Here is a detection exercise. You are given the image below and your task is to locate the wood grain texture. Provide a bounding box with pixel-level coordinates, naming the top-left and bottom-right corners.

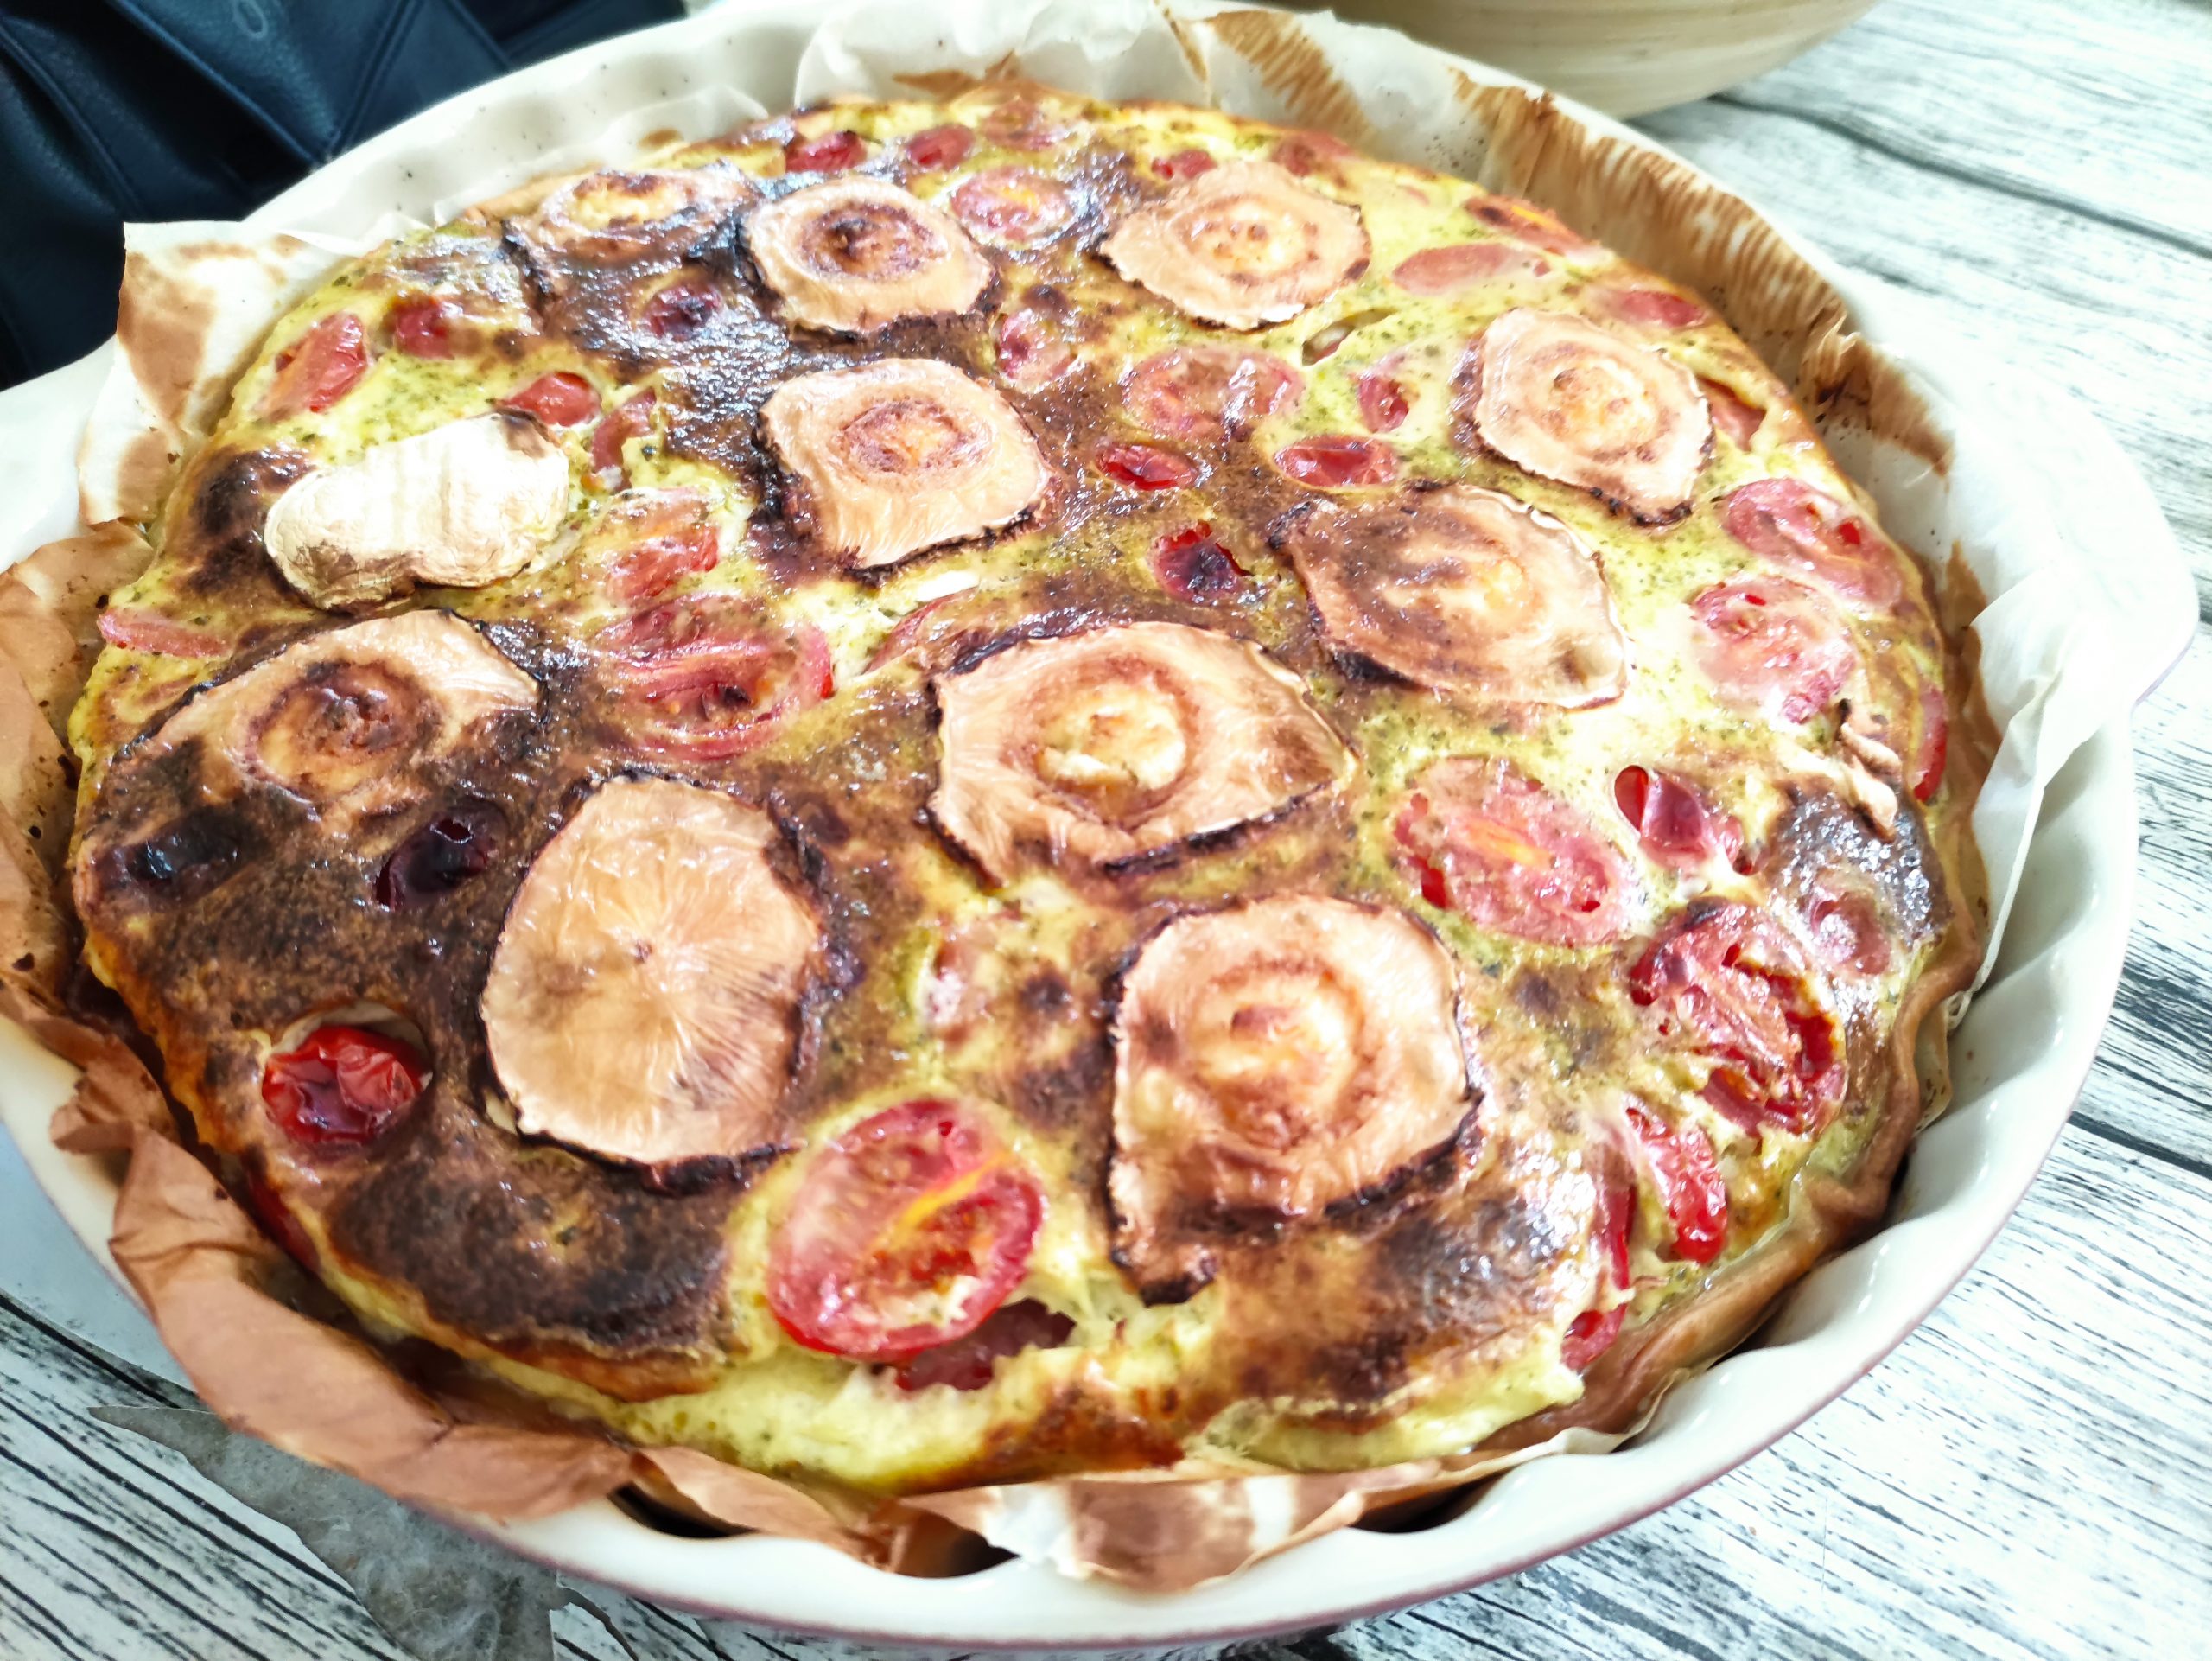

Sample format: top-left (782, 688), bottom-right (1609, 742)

top-left (3, 0), bottom-right (2209, 1655)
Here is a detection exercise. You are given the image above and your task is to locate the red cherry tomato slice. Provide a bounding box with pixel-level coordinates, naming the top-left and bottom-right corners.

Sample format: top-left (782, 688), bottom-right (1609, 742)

top-left (96, 608), bottom-right (226, 659)
top-left (1606, 287), bottom-right (1709, 328)
top-left (894, 1299), bottom-right (1075, 1392)
top-left (1722, 478), bottom-right (1904, 608)
top-left (610, 525), bottom-right (721, 602)
top-left (785, 129), bottom-right (866, 173)
top-left (1149, 522), bottom-right (1245, 602)
top-left (1390, 242), bottom-right (1547, 296)
top-left (1355, 372), bottom-right (1409, 434)
top-left (1153, 148), bottom-right (1217, 181)
top-left (1802, 885), bottom-right (1892, 977)
top-left (1700, 379), bottom-right (1765, 449)
top-left (600, 595), bottom-right (831, 761)
top-left (904, 124), bottom-right (974, 170)
top-left (1096, 442), bottom-right (1198, 491)
top-left (1630, 903), bottom-right (1845, 1136)
top-left (1912, 680), bottom-right (1948, 803)
top-left (264, 312), bottom-right (369, 417)
top-left (1274, 435), bottom-right (1397, 488)
top-left (770, 1099), bottom-right (1046, 1362)
top-left (976, 98), bottom-right (1068, 151)
top-left (262, 1026), bottom-right (426, 1147)
top-left (1625, 1102), bottom-right (1728, 1264)
top-left (502, 372), bottom-right (600, 428)
top-left (1612, 766), bottom-right (1742, 870)
top-left (995, 308), bottom-right (1076, 389)
top-left (591, 390), bottom-right (657, 475)
top-left (1395, 759), bottom-right (1635, 946)
top-left (1689, 578), bottom-right (1858, 724)
top-left (1464, 194), bottom-right (1598, 258)
top-left (643, 275), bottom-right (722, 340)
top-left (1272, 130), bottom-right (1357, 178)
top-left (389, 294), bottom-right (457, 358)
top-left (951, 166), bottom-right (1074, 245)
top-left (1561, 1174), bottom-right (1632, 1371)
top-left (1124, 346), bottom-right (1302, 442)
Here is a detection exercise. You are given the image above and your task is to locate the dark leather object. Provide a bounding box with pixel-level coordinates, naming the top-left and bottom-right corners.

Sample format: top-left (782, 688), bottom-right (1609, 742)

top-left (0, 0), bottom-right (683, 387)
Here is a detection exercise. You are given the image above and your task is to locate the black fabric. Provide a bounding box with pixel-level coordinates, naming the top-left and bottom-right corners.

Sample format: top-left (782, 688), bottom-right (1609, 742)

top-left (0, 0), bottom-right (684, 388)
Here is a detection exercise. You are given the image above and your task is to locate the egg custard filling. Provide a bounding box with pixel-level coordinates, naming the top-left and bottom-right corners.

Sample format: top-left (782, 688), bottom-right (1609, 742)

top-left (67, 86), bottom-right (1982, 1495)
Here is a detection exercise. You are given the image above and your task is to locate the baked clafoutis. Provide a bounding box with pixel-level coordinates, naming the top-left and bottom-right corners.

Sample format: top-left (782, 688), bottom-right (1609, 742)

top-left (67, 86), bottom-right (1984, 1496)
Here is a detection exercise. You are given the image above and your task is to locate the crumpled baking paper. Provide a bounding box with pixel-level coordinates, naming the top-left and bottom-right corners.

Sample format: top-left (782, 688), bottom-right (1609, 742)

top-left (0, 0), bottom-right (2189, 1596)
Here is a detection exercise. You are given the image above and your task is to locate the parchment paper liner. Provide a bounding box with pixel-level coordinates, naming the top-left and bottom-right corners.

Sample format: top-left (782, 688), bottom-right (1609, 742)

top-left (0, 0), bottom-right (2143, 1594)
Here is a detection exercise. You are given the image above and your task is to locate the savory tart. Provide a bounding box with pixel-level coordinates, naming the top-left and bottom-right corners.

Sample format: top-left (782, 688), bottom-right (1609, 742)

top-left (66, 86), bottom-right (1982, 1495)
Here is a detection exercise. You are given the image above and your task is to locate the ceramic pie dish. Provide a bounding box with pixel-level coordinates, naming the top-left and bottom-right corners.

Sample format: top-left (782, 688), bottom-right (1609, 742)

top-left (0, 0), bottom-right (2181, 1645)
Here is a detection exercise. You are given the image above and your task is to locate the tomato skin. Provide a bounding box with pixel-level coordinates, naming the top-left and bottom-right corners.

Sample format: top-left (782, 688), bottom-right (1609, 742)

top-left (1150, 523), bottom-right (1245, 602)
top-left (601, 596), bottom-right (830, 761)
top-left (1607, 287), bottom-right (1708, 328)
top-left (1630, 904), bottom-right (1845, 1136)
top-left (1096, 442), bottom-right (1198, 491)
top-left (1560, 1174), bottom-right (1632, 1371)
top-left (951, 166), bottom-right (1074, 245)
top-left (904, 124), bottom-right (974, 170)
top-left (97, 608), bottom-right (225, 659)
top-left (1395, 759), bottom-right (1634, 946)
top-left (591, 391), bottom-right (657, 475)
top-left (1913, 680), bottom-right (1948, 802)
top-left (1465, 194), bottom-right (1596, 257)
top-left (373, 803), bottom-right (502, 910)
top-left (894, 1299), bottom-right (1074, 1392)
top-left (769, 1099), bottom-right (1046, 1363)
top-left (1722, 478), bottom-right (1903, 608)
top-left (261, 1026), bottom-right (425, 1147)
top-left (1625, 1103), bottom-right (1728, 1264)
top-left (1803, 886), bottom-right (1892, 977)
top-left (1612, 765), bottom-right (1742, 870)
top-left (264, 312), bottom-right (369, 417)
top-left (1355, 372), bottom-right (1409, 434)
top-left (502, 372), bottom-right (600, 428)
top-left (1689, 577), bottom-right (1857, 724)
top-left (785, 129), bottom-right (866, 172)
top-left (609, 524), bottom-right (720, 601)
top-left (1700, 379), bottom-right (1764, 449)
top-left (643, 276), bottom-right (722, 340)
top-left (1124, 346), bottom-right (1302, 442)
top-left (995, 308), bottom-right (1076, 389)
top-left (1390, 242), bottom-right (1545, 296)
top-left (1274, 435), bottom-right (1398, 488)
top-left (1153, 147), bottom-right (1216, 181)
top-left (1272, 130), bottom-right (1357, 178)
top-left (389, 295), bottom-right (457, 358)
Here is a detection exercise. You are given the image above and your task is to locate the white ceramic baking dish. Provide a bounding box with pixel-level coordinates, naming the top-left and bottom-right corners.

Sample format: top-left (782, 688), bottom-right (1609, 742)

top-left (0, 0), bottom-right (2187, 1645)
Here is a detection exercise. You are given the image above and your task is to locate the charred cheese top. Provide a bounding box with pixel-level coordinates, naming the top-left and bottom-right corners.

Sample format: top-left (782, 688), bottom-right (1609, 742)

top-left (67, 87), bottom-right (1980, 1493)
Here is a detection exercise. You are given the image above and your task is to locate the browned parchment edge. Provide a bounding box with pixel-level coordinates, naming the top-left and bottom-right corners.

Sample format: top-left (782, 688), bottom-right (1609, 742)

top-left (1, 9), bottom-right (1996, 1594)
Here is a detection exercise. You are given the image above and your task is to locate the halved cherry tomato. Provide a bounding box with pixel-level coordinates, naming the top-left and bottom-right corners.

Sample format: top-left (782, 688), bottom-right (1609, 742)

top-left (1625, 1102), bottom-right (1728, 1264)
top-left (1150, 523), bottom-right (1245, 602)
top-left (1355, 372), bottom-right (1409, 434)
top-left (1395, 759), bottom-right (1634, 947)
top-left (995, 308), bottom-right (1076, 389)
top-left (1722, 478), bottom-right (1904, 608)
top-left (1700, 378), bottom-right (1765, 449)
top-left (591, 390), bottom-right (657, 475)
top-left (1096, 442), bottom-right (1198, 491)
top-left (1274, 435), bottom-right (1397, 488)
top-left (904, 124), bottom-right (974, 170)
top-left (600, 595), bottom-right (832, 761)
top-left (769, 1099), bottom-right (1046, 1362)
top-left (894, 1299), bottom-right (1075, 1391)
top-left (1124, 346), bottom-right (1302, 441)
top-left (1802, 885), bottom-right (1891, 977)
top-left (389, 294), bottom-right (457, 358)
top-left (1613, 765), bottom-right (1742, 870)
top-left (97, 608), bottom-right (225, 659)
top-left (264, 312), bottom-right (369, 417)
top-left (1689, 578), bottom-right (1858, 724)
top-left (1561, 1174), bottom-right (1632, 1371)
top-left (502, 372), bottom-right (600, 428)
top-left (1465, 194), bottom-right (1597, 258)
top-left (1153, 148), bottom-right (1217, 181)
top-left (951, 166), bottom-right (1073, 245)
top-left (261, 1026), bottom-right (425, 1147)
top-left (373, 802), bottom-right (502, 910)
top-left (1390, 242), bottom-right (1546, 296)
top-left (643, 275), bottom-right (722, 340)
top-left (1607, 287), bottom-right (1709, 328)
top-left (785, 129), bottom-right (866, 172)
top-left (976, 98), bottom-right (1067, 151)
top-left (1272, 130), bottom-right (1357, 178)
top-left (1913, 680), bottom-right (1948, 802)
top-left (609, 522), bottom-right (720, 601)
top-left (1629, 902), bottom-right (1845, 1136)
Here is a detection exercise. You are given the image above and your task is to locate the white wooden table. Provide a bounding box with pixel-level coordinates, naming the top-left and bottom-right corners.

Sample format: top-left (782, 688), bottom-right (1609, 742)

top-left (4, 2), bottom-right (2209, 1655)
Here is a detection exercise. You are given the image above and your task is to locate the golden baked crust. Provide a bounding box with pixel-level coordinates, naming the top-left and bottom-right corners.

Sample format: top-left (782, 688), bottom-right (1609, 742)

top-left (66, 86), bottom-right (1983, 1493)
